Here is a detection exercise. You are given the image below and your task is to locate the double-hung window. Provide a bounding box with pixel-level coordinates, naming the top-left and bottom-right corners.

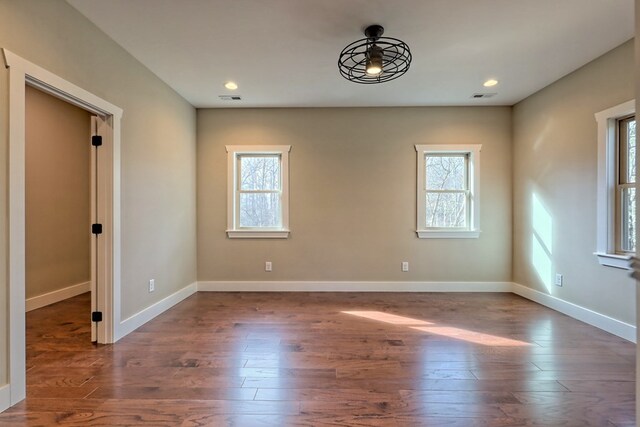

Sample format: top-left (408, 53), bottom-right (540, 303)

top-left (617, 116), bottom-right (636, 253)
top-left (415, 144), bottom-right (481, 238)
top-left (595, 100), bottom-right (635, 268)
top-left (226, 145), bottom-right (291, 238)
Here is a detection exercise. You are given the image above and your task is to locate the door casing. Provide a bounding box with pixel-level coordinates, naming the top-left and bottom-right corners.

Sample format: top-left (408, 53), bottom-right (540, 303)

top-left (2, 49), bottom-right (123, 407)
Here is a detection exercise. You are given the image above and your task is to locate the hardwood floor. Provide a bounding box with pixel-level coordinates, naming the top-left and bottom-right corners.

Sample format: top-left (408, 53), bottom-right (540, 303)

top-left (0, 291), bottom-right (635, 426)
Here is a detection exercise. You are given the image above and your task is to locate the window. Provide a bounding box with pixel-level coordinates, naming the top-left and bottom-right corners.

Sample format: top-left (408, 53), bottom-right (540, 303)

top-left (226, 145), bottom-right (290, 238)
top-left (415, 144), bottom-right (481, 238)
top-left (595, 100), bottom-right (635, 268)
top-left (617, 116), bottom-right (636, 253)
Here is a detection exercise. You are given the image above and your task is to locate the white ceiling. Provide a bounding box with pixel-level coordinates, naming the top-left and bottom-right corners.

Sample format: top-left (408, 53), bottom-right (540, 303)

top-left (67, 0), bottom-right (634, 108)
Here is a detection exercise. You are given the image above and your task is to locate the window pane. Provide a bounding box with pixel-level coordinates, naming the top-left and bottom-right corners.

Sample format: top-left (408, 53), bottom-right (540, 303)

top-left (240, 155), bottom-right (280, 191)
top-left (426, 192), bottom-right (467, 228)
top-left (627, 119), bottom-right (636, 183)
top-left (621, 187), bottom-right (636, 252)
top-left (239, 193), bottom-right (281, 227)
top-left (426, 156), bottom-right (466, 190)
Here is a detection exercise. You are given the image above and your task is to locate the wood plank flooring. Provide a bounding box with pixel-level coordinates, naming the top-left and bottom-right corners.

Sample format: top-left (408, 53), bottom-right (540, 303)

top-left (0, 291), bottom-right (635, 426)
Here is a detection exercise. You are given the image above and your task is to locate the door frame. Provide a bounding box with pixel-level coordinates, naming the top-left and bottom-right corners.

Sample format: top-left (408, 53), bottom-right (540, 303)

top-left (2, 49), bottom-right (123, 406)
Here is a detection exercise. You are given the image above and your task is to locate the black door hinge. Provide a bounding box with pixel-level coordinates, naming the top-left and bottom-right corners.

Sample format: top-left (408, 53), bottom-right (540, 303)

top-left (92, 311), bottom-right (103, 322)
top-left (92, 223), bottom-right (103, 235)
top-left (91, 135), bottom-right (102, 147)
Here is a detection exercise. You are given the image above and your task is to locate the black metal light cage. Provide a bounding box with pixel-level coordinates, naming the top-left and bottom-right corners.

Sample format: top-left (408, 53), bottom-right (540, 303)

top-left (338, 25), bottom-right (412, 84)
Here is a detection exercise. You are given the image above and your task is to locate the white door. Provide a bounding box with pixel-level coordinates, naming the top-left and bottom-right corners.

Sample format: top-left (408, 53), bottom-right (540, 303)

top-left (90, 115), bottom-right (107, 342)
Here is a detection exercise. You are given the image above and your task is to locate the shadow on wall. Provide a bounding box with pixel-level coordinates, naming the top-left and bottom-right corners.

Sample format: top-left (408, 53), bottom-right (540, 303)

top-left (531, 192), bottom-right (554, 293)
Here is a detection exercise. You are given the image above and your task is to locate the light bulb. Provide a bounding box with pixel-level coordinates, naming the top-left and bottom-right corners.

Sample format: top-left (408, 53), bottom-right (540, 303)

top-left (366, 63), bottom-right (382, 75)
top-left (366, 45), bottom-right (384, 76)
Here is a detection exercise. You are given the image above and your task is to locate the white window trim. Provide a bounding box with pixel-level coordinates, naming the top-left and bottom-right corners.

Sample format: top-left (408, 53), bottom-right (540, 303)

top-left (226, 145), bottom-right (291, 238)
top-left (415, 144), bottom-right (482, 239)
top-left (594, 100), bottom-right (635, 269)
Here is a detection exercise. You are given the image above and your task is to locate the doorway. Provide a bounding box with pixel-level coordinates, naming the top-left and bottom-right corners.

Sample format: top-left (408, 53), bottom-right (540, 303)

top-left (4, 49), bottom-right (123, 407)
top-left (25, 85), bottom-right (96, 342)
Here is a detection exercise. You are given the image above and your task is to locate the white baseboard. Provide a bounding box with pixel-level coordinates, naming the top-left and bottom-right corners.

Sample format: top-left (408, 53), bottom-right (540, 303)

top-left (25, 281), bottom-right (90, 312)
top-left (197, 281), bottom-right (513, 292)
top-left (0, 383), bottom-right (10, 412)
top-left (116, 282), bottom-right (197, 339)
top-left (512, 282), bottom-right (636, 343)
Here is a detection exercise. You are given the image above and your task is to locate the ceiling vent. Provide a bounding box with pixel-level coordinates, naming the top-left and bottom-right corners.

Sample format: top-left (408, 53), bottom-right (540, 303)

top-left (219, 95), bottom-right (242, 101)
top-left (471, 93), bottom-right (497, 99)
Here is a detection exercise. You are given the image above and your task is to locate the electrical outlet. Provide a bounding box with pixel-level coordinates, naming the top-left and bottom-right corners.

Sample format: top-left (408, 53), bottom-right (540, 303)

top-left (554, 273), bottom-right (563, 287)
top-left (402, 261), bottom-right (409, 272)
top-left (149, 279), bottom-right (155, 292)
top-left (265, 261), bottom-right (272, 272)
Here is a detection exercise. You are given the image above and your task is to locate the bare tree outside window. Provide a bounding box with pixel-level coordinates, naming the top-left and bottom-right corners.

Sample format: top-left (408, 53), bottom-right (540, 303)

top-left (619, 117), bottom-right (636, 252)
top-left (415, 144), bottom-right (480, 238)
top-left (238, 155), bottom-right (281, 227)
top-left (425, 155), bottom-right (468, 228)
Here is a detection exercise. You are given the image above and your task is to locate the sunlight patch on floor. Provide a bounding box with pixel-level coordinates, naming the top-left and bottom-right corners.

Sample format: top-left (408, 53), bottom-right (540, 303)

top-left (342, 310), bottom-right (532, 347)
top-left (341, 311), bottom-right (433, 326)
top-left (411, 326), bottom-right (531, 347)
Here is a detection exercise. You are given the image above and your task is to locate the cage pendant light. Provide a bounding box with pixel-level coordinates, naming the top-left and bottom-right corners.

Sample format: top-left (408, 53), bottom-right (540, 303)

top-left (338, 25), bottom-right (412, 84)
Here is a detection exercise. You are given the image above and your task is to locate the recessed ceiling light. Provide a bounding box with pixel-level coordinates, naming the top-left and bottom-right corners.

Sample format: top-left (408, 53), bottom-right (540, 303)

top-left (224, 81), bottom-right (238, 90)
top-left (483, 79), bottom-right (499, 87)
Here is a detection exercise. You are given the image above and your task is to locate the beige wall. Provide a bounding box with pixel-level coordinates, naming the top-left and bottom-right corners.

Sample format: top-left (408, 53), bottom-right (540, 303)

top-left (513, 40), bottom-right (635, 325)
top-left (197, 107), bottom-right (512, 283)
top-left (25, 86), bottom-right (91, 299)
top-left (0, 0), bottom-right (197, 385)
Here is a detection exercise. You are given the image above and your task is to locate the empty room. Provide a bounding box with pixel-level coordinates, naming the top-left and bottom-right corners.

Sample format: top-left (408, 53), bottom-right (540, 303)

top-left (0, 0), bottom-right (638, 426)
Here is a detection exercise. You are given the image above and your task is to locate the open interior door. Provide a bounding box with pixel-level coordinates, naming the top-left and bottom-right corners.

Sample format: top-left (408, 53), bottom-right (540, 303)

top-left (89, 115), bottom-right (106, 342)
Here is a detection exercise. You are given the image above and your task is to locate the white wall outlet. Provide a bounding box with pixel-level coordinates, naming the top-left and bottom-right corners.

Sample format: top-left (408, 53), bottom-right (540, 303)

top-left (402, 261), bottom-right (409, 272)
top-left (148, 279), bottom-right (155, 292)
top-left (554, 273), bottom-right (563, 287)
top-left (265, 261), bottom-right (272, 272)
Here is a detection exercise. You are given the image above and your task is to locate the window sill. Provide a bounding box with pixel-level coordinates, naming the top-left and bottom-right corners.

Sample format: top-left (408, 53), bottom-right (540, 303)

top-left (227, 229), bottom-right (290, 239)
top-left (417, 230), bottom-right (481, 239)
top-left (594, 252), bottom-right (632, 270)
